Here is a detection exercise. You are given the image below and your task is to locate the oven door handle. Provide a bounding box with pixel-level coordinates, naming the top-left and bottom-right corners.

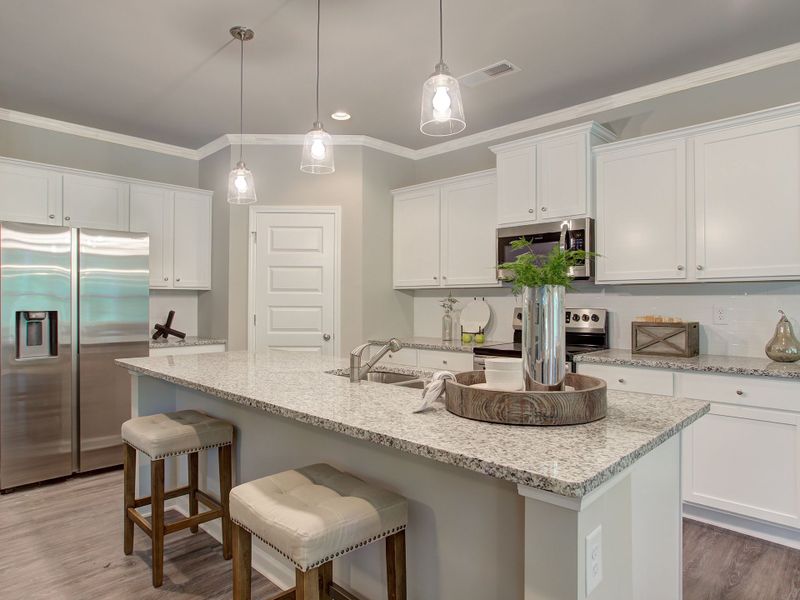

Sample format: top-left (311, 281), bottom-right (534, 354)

top-left (559, 223), bottom-right (569, 251)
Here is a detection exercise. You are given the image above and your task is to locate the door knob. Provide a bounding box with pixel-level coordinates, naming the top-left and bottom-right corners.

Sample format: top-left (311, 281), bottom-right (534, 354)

top-left (323, 333), bottom-right (331, 341)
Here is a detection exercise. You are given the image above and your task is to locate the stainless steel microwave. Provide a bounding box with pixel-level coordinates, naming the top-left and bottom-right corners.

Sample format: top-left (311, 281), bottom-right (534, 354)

top-left (496, 217), bottom-right (594, 281)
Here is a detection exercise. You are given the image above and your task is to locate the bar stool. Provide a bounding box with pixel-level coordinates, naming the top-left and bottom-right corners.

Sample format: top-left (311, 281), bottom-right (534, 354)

top-left (230, 463), bottom-right (408, 600)
top-left (121, 410), bottom-right (234, 587)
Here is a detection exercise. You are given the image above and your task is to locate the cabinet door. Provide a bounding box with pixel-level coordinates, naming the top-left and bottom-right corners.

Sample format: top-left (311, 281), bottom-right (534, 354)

top-left (682, 403), bottom-right (800, 529)
top-left (496, 144), bottom-right (536, 226)
top-left (63, 174), bottom-right (129, 230)
top-left (172, 191), bottom-right (212, 289)
top-left (0, 162), bottom-right (62, 225)
top-left (130, 184), bottom-right (174, 288)
top-left (694, 115), bottom-right (800, 279)
top-left (537, 132), bottom-right (588, 219)
top-left (440, 174), bottom-right (499, 287)
top-left (393, 187), bottom-right (441, 288)
top-left (595, 139), bottom-right (687, 282)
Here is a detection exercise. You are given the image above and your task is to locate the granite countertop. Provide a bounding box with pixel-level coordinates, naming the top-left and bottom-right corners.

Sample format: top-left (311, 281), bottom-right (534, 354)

top-left (368, 336), bottom-right (505, 354)
top-left (117, 350), bottom-right (707, 498)
top-left (575, 348), bottom-right (800, 380)
top-left (149, 336), bottom-right (227, 350)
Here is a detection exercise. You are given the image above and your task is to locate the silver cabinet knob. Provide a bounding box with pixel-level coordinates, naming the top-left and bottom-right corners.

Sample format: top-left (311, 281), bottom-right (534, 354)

top-left (48, 214), bottom-right (55, 219)
top-left (618, 378), bottom-right (625, 383)
top-left (528, 208), bottom-right (534, 214)
top-left (697, 265), bottom-right (704, 270)
top-left (388, 354), bottom-right (393, 359)
top-left (541, 206), bottom-right (547, 212)
top-left (323, 333), bottom-right (331, 341)
top-left (443, 360), bottom-right (448, 365)
top-left (736, 389), bottom-right (744, 396)
top-left (677, 265), bottom-right (685, 271)
top-left (176, 277), bottom-right (181, 282)
top-left (163, 276), bottom-right (169, 281)
top-left (443, 276), bottom-right (447, 280)
top-left (433, 276), bottom-right (438, 280)
top-left (64, 216), bottom-right (71, 221)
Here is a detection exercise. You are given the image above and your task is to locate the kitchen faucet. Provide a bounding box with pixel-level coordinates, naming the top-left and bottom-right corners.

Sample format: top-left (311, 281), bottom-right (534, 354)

top-left (349, 339), bottom-right (402, 382)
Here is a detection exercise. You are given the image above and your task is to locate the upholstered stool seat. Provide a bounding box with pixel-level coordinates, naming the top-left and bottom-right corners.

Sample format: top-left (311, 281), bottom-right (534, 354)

top-left (231, 464), bottom-right (408, 600)
top-left (121, 410), bottom-right (234, 588)
top-left (121, 410), bottom-right (233, 459)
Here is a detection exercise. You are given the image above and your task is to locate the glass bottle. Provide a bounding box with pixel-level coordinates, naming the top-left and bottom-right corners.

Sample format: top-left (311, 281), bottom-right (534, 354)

top-left (442, 310), bottom-right (453, 342)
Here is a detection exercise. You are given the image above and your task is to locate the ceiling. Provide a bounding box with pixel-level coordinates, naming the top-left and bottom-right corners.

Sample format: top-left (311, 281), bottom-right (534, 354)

top-left (2, 0), bottom-right (800, 150)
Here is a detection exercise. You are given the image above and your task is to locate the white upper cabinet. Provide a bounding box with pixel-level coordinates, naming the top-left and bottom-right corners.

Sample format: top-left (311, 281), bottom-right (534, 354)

top-left (694, 114), bottom-right (800, 280)
top-left (491, 122), bottom-right (615, 226)
top-left (440, 173), bottom-right (498, 287)
top-left (0, 162), bottom-right (62, 225)
top-left (130, 184), bottom-right (175, 288)
top-left (595, 139), bottom-right (688, 283)
top-left (63, 173), bottom-right (129, 230)
top-left (172, 190), bottom-right (212, 289)
top-left (393, 170), bottom-right (499, 289)
top-left (393, 186), bottom-right (441, 288)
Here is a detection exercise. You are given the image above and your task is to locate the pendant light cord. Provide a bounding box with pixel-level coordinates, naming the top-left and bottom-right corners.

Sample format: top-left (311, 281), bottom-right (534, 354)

top-left (239, 35), bottom-right (244, 162)
top-left (439, 0), bottom-right (443, 64)
top-left (315, 0), bottom-right (321, 123)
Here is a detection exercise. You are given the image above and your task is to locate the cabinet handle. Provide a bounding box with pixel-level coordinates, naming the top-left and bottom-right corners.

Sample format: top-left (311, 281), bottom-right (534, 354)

top-left (443, 276), bottom-right (447, 280)
top-left (443, 360), bottom-right (448, 365)
top-left (697, 265), bottom-right (704, 271)
top-left (677, 265), bottom-right (685, 271)
top-left (618, 378), bottom-right (625, 383)
top-left (48, 214), bottom-right (55, 219)
top-left (64, 216), bottom-right (71, 221)
top-left (163, 277), bottom-right (169, 281)
top-left (736, 389), bottom-right (744, 396)
top-left (528, 208), bottom-right (534, 214)
top-left (433, 276), bottom-right (438, 280)
top-left (541, 207), bottom-right (547, 212)
top-left (176, 277), bottom-right (181, 282)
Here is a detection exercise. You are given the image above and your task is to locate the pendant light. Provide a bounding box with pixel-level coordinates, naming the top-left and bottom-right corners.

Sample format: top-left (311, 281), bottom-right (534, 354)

top-left (420, 0), bottom-right (465, 136)
top-left (300, 0), bottom-right (334, 174)
top-left (227, 26), bottom-right (257, 204)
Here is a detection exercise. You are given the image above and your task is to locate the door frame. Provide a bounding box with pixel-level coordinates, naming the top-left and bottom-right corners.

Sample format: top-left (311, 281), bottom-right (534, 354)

top-left (247, 205), bottom-right (342, 356)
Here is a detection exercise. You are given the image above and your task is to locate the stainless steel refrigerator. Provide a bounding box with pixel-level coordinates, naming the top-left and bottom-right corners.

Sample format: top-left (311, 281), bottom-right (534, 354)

top-left (0, 221), bottom-right (149, 491)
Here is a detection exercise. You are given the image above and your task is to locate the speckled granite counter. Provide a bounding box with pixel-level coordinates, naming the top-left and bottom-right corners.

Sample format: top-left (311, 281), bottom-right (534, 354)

top-left (117, 350), bottom-right (707, 498)
top-left (368, 336), bottom-right (505, 353)
top-left (149, 336), bottom-right (227, 350)
top-left (575, 348), bottom-right (800, 380)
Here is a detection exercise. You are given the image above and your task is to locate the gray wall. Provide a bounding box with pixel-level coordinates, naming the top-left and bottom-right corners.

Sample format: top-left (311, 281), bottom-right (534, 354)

top-left (0, 120), bottom-right (198, 187)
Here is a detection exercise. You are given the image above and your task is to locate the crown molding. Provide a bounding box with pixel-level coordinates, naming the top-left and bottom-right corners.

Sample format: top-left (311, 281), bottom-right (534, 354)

top-left (0, 107), bottom-right (201, 160)
top-left (3, 41), bottom-right (800, 163)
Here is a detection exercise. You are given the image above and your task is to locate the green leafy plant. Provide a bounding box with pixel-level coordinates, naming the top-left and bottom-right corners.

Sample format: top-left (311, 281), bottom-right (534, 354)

top-left (499, 239), bottom-right (595, 294)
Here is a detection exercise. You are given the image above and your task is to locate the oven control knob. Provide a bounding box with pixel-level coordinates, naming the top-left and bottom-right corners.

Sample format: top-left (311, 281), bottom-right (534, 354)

top-left (591, 314), bottom-right (599, 322)
top-left (572, 314), bottom-right (580, 321)
top-left (582, 314), bottom-right (590, 322)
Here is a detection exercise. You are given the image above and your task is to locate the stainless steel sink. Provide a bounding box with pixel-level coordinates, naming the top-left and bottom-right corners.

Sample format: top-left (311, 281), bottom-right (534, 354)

top-left (331, 370), bottom-right (426, 389)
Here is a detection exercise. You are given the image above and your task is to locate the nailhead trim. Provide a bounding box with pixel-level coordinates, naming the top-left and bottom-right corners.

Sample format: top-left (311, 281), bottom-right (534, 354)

top-left (122, 439), bottom-right (232, 460)
top-left (232, 518), bottom-right (407, 572)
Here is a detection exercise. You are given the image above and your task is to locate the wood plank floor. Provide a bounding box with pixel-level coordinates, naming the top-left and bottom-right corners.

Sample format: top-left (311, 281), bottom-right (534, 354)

top-left (2, 470), bottom-right (800, 599)
top-left (0, 469), bottom-right (281, 599)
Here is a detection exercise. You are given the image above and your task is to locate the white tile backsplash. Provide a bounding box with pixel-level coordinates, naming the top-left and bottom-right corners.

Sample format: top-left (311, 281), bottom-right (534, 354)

top-left (413, 281), bottom-right (800, 357)
top-left (149, 290), bottom-right (199, 336)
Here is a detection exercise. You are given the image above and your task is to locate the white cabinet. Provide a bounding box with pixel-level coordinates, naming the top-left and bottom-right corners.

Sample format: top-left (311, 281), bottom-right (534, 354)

top-left (368, 345), bottom-right (473, 372)
top-left (172, 190), bottom-right (212, 289)
top-left (694, 114), bottom-right (800, 280)
top-left (0, 162), bottom-right (62, 225)
top-left (130, 184), bottom-right (174, 288)
top-left (491, 122), bottom-right (615, 226)
top-left (63, 173), bottom-right (129, 230)
top-left (594, 139), bottom-right (688, 283)
top-left (393, 171), bottom-right (498, 289)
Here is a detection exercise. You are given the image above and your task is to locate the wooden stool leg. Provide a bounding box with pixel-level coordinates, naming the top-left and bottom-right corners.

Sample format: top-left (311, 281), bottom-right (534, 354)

top-left (386, 531), bottom-right (406, 600)
top-left (296, 567), bottom-right (322, 600)
top-left (123, 443), bottom-right (136, 555)
top-left (188, 452), bottom-right (199, 533)
top-left (219, 444), bottom-right (233, 560)
top-left (232, 523), bottom-right (252, 600)
top-left (320, 561), bottom-right (333, 600)
top-left (151, 458), bottom-right (165, 588)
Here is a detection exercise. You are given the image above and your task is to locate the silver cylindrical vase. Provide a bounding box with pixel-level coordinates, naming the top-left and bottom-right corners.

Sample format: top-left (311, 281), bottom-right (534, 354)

top-left (522, 285), bottom-right (566, 390)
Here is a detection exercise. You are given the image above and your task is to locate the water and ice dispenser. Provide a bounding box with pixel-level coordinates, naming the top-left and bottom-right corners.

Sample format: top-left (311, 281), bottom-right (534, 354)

top-left (16, 311), bottom-right (58, 359)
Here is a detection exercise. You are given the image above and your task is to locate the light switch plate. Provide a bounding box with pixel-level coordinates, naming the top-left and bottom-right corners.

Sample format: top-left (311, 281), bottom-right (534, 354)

top-left (586, 525), bottom-right (603, 595)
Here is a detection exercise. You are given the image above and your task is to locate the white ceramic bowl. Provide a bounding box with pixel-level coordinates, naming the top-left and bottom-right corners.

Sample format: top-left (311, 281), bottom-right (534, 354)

top-left (484, 369), bottom-right (523, 391)
top-left (484, 357), bottom-right (523, 371)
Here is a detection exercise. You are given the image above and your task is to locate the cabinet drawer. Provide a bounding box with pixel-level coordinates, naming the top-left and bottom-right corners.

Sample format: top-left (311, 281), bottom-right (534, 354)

top-left (418, 349), bottom-right (474, 372)
top-left (372, 347), bottom-right (418, 367)
top-left (576, 363), bottom-right (674, 395)
top-left (676, 372), bottom-right (800, 412)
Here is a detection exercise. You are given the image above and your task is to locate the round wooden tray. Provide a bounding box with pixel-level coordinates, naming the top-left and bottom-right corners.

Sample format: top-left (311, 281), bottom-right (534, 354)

top-left (444, 371), bottom-right (607, 426)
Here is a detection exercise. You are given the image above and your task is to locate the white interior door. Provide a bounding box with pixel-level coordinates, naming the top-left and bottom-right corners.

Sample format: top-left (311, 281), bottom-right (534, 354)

top-left (252, 209), bottom-right (337, 355)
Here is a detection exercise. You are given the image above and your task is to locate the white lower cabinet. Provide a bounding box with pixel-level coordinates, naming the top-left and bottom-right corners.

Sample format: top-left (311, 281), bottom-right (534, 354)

top-left (577, 362), bottom-right (800, 541)
top-left (369, 345), bottom-right (473, 372)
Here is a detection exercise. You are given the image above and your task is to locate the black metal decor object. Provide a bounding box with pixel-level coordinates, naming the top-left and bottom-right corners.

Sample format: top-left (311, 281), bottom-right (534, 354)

top-left (152, 310), bottom-right (186, 341)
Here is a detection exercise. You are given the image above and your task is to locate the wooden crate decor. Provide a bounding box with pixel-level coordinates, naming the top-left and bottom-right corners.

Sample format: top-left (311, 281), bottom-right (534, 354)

top-left (631, 321), bottom-right (699, 357)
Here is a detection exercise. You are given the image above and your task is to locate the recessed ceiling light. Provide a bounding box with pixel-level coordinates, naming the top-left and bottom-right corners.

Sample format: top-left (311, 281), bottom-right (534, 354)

top-left (331, 111), bottom-right (351, 121)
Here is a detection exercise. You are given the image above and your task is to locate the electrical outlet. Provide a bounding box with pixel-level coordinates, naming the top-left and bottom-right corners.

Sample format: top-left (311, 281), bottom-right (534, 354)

top-left (713, 305), bottom-right (730, 325)
top-left (586, 525), bottom-right (603, 595)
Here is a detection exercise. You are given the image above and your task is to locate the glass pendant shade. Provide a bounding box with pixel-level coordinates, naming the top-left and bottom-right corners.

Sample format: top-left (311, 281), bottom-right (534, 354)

top-left (300, 123), bottom-right (335, 174)
top-left (227, 161), bottom-right (257, 204)
top-left (420, 62), bottom-right (465, 136)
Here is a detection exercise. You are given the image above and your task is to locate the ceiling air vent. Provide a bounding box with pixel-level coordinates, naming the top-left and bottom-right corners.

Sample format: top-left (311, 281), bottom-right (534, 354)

top-left (458, 60), bottom-right (521, 88)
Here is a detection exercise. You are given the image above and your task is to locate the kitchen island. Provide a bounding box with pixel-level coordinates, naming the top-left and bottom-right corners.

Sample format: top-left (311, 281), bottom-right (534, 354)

top-left (117, 350), bottom-right (708, 600)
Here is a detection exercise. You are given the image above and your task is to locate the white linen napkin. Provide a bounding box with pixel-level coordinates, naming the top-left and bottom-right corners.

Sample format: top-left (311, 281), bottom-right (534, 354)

top-left (414, 371), bottom-right (455, 413)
